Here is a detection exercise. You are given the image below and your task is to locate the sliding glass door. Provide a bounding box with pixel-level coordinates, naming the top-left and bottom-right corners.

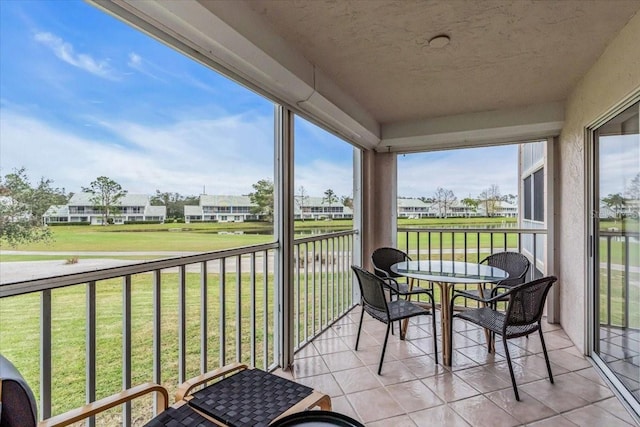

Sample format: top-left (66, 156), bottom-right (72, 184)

top-left (591, 100), bottom-right (639, 411)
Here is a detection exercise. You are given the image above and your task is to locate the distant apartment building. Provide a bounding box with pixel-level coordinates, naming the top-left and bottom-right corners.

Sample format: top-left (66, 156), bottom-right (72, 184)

top-left (296, 196), bottom-right (353, 220)
top-left (184, 195), bottom-right (260, 223)
top-left (185, 195), bottom-right (353, 223)
top-left (43, 193), bottom-right (166, 224)
top-left (397, 198), bottom-right (515, 218)
top-left (397, 198), bottom-right (434, 218)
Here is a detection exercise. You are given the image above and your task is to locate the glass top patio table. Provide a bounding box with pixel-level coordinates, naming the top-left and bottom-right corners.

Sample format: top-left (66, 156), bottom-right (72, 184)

top-left (390, 260), bottom-right (508, 284)
top-left (390, 260), bottom-right (508, 366)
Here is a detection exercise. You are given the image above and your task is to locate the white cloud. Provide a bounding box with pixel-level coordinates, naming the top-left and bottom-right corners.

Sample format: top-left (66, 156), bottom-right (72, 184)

top-left (398, 147), bottom-right (519, 199)
top-left (295, 159), bottom-right (353, 197)
top-left (127, 52), bottom-right (165, 82)
top-left (34, 31), bottom-right (118, 80)
top-left (0, 109), bottom-right (277, 196)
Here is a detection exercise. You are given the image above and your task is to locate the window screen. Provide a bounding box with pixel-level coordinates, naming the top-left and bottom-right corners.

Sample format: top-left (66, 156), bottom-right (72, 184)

top-left (533, 168), bottom-right (544, 221)
top-left (524, 175), bottom-right (532, 220)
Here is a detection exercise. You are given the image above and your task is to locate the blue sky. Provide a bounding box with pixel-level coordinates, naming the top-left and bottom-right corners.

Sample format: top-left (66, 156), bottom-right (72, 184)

top-left (0, 0), bottom-right (523, 201)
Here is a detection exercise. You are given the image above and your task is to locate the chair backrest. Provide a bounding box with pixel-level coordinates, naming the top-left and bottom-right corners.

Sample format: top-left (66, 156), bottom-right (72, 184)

top-left (0, 354), bottom-right (37, 427)
top-left (504, 276), bottom-right (558, 328)
top-left (371, 247), bottom-right (410, 279)
top-left (351, 266), bottom-right (390, 320)
top-left (481, 252), bottom-right (530, 287)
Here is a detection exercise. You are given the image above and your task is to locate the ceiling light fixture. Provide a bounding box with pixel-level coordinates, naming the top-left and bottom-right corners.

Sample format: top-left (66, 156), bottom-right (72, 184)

top-left (428, 34), bottom-right (450, 48)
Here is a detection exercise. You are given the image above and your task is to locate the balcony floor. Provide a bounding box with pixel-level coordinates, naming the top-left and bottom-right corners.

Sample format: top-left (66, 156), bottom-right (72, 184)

top-left (277, 307), bottom-right (638, 426)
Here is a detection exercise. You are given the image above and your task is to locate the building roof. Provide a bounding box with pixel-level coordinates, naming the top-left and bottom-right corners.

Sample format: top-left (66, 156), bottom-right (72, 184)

top-left (69, 193), bottom-right (152, 206)
top-left (146, 205), bottom-right (167, 216)
top-left (184, 205), bottom-right (203, 216)
top-left (199, 195), bottom-right (254, 206)
top-left (44, 205), bottom-right (69, 216)
top-left (397, 198), bottom-right (430, 208)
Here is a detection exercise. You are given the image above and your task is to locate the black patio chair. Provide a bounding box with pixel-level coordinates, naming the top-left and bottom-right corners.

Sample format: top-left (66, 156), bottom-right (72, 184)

top-left (449, 276), bottom-right (558, 401)
top-left (351, 265), bottom-right (438, 374)
top-left (371, 247), bottom-right (436, 336)
top-left (371, 247), bottom-right (435, 299)
top-left (451, 252), bottom-right (530, 305)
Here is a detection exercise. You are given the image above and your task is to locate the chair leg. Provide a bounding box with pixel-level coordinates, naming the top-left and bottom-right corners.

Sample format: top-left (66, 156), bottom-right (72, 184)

top-left (539, 329), bottom-right (554, 384)
top-left (503, 336), bottom-right (520, 401)
top-left (355, 308), bottom-right (365, 351)
top-left (431, 297), bottom-right (438, 365)
top-left (378, 323), bottom-right (392, 375)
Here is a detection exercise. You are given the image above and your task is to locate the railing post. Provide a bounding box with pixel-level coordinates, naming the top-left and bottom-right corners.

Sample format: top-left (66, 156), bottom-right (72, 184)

top-left (122, 275), bottom-right (132, 427)
top-left (152, 269), bottom-right (162, 409)
top-left (178, 266), bottom-right (186, 383)
top-left (86, 281), bottom-right (96, 427)
top-left (40, 289), bottom-right (52, 421)
top-left (200, 262), bottom-right (208, 374)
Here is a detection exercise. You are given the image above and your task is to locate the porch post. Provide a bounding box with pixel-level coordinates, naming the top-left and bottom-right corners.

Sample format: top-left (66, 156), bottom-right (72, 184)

top-left (547, 136), bottom-right (560, 323)
top-left (275, 105), bottom-right (295, 369)
top-left (360, 149), bottom-right (397, 271)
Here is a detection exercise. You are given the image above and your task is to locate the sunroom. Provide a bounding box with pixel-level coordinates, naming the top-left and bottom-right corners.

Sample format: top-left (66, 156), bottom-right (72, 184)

top-left (1, 0), bottom-right (639, 426)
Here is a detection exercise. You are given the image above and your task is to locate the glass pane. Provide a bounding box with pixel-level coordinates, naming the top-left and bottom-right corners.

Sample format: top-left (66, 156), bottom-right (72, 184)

top-left (0, 0), bottom-right (276, 260)
top-left (595, 101), bottom-right (640, 404)
top-left (293, 116), bottom-right (354, 231)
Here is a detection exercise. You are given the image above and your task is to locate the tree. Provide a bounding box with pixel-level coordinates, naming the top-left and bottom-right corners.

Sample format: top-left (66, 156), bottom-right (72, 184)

top-left (322, 189), bottom-right (338, 218)
top-left (433, 188), bottom-right (457, 218)
top-left (294, 186), bottom-right (309, 220)
top-left (248, 179), bottom-right (274, 222)
top-left (461, 197), bottom-right (479, 216)
top-left (151, 190), bottom-right (197, 220)
top-left (479, 184), bottom-right (501, 217)
top-left (626, 173), bottom-right (640, 201)
top-left (82, 176), bottom-right (127, 225)
top-left (602, 193), bottom-right (626, 220)
top-left (418, 196), bottom-right (435, 204)
top-left (0, 167), bottom-right (67, 246)
top-left (341, 195), bottom-right (353, 210)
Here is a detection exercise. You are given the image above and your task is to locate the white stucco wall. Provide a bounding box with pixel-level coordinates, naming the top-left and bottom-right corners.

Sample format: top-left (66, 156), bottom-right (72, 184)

top-left (558, 11), bottom-right (640, 351)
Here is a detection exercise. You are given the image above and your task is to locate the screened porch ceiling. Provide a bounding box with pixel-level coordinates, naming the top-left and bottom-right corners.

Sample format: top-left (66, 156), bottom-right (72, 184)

top-left (99, 0), bottom-right (640, 152)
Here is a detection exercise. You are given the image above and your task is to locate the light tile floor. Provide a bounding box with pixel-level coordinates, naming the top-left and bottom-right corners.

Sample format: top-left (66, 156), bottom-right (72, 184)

top-left (276, 307), bottom-right (639, 426)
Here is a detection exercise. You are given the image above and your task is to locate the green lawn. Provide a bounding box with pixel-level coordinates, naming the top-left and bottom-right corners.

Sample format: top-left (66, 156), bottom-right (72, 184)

top-left (0, 269), bottom-right (350, 418)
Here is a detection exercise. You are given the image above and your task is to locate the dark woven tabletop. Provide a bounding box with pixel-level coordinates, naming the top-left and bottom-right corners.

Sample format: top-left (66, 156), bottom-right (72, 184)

top-left (187, 368), bottom-right (314, 427)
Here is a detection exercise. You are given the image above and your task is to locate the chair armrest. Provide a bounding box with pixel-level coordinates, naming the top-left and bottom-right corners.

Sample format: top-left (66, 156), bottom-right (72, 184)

top-left (372, 266), bottom-right (391, 279)
top-left (462, 281), bottom-right (529, 305)
top-left (381, 277), bottom-right (402, 294)
top-left (38, 383), bottom-right (169, 427)
top-left (175, 362), bottom-right (248, 402)
top-left (451, 286), bottom-right (489, 305)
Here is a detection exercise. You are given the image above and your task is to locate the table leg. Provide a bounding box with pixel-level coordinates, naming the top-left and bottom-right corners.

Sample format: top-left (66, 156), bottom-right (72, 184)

top-left (439, 282), bottom-right (452, 366)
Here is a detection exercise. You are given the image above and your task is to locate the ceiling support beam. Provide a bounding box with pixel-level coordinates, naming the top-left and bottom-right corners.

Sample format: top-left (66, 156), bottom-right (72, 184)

top-left (381, 102), bottom-right (565, 153)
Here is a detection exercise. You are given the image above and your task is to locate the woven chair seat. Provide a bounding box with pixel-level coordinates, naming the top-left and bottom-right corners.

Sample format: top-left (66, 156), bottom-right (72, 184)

top-left (455, 307), bottom-right (539, 338)
top-left (363, 299), bottom-right (430, 323)
top-left (186, 368), bottom-right (314, 427)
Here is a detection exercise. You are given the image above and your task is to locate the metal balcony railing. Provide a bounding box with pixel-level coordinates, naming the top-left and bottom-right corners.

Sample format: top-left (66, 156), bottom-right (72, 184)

top-left (293, 230), bottom-right (356, 350)
top-left (598, 230), bottom-right (640, 329)
top-left (397, 227), bottom-right (548, 305)
top-left (0, 230), bottom-right (356, 425)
